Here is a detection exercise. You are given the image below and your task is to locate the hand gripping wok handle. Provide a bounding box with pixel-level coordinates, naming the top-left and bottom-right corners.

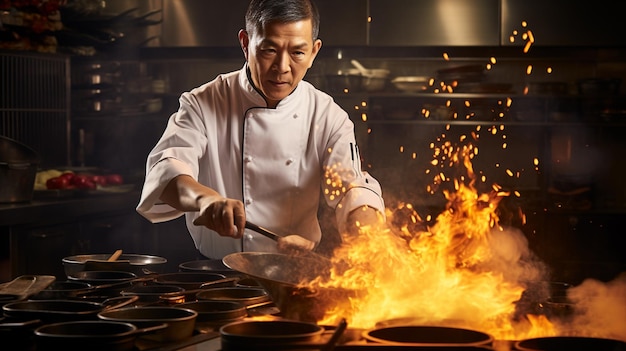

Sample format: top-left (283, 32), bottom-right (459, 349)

top-left (244, 221), bottom-right (280, 241)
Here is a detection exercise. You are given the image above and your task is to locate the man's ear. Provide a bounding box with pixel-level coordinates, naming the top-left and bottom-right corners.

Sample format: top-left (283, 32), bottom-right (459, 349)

top-left (308, 38), bottom-right (322, 68)
top-left (238, 29), bottom-right (249, 60)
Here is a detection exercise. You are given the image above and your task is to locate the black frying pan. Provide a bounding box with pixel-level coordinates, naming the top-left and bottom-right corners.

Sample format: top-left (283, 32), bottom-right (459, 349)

top-left (2, 296), bottom-right (138, 323)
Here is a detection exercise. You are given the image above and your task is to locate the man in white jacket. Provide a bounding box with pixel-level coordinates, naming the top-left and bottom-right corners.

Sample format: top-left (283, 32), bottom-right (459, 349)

top-left (137, 0), bottom-right (385, 259)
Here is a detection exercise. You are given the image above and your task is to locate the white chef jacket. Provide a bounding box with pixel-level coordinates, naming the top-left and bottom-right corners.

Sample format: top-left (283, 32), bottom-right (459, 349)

top-left (136, 64), bottom-right (385, 259)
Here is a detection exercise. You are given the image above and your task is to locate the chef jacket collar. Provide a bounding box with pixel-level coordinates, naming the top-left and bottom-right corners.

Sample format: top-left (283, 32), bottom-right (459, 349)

top-left (241, 63), bottom-right (301, 109)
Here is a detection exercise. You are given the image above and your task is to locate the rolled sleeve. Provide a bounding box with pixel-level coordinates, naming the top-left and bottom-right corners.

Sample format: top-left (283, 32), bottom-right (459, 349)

top-left (136, 158), bottom-right (195, 223)
top-left (334, 171), bottom-right (385, 234)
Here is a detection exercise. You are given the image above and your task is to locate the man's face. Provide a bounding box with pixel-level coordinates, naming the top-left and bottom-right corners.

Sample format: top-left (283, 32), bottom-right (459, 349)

top-left (239, 19), bottom-right (321, 108)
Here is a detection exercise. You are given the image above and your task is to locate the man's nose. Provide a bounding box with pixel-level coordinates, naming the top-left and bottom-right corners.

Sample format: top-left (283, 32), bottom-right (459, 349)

top-left (274, 52), bottom-right (291, 73)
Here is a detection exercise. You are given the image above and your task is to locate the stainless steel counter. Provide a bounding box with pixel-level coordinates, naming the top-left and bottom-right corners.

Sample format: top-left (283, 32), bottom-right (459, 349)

top-left (0, 189), bottom-right (141, 227)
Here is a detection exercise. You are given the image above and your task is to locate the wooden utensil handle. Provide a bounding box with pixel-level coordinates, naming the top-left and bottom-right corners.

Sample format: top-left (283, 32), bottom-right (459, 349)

top-left (245, 221), bottom-right (280, 241)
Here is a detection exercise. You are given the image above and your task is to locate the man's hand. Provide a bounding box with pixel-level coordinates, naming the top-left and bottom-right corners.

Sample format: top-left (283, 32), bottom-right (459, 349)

top-left (193, 197), bottom-right (246, 238)
top-left (160, 175), bottom-right (246, 238)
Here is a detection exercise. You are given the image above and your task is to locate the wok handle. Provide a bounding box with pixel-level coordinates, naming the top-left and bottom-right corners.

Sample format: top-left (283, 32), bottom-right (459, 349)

top-left (245, 221), bottom-right (280, 241)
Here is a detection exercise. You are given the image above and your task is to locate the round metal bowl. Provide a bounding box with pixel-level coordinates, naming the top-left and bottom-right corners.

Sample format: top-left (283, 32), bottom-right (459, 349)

top-left (63, 254), bottom-right (167, 277)
top-left (325, 72), bottom-right (364, 94)
top-left (391, 76), bottom-right (429, 93)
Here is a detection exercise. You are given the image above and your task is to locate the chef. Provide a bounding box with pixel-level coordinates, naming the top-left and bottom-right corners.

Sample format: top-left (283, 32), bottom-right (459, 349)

top-left (136, 0), bottom-right (385, 259)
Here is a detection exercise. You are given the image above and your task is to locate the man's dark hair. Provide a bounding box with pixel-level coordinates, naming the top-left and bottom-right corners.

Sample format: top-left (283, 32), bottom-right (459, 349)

top-left (245, 0), bottom-right (320, 40)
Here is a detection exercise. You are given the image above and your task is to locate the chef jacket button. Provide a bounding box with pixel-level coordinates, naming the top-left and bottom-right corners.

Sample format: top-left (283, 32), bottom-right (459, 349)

top-left (244, 156), bottom-right (253, 162)
top-left (245, 199), bottom-right (252, 205)
top-left (293, 114), bottom-right (298, 119)
top-left (286, 158), bottom-right (294, 165)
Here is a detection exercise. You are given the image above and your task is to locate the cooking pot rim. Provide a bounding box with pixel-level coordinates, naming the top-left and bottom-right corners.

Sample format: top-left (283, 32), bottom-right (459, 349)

top-left (34, 320), bottom-right (139, 337)
top-left (98, 306), bottom-right (199, 322)
top-left (220, 319), bottom-right (324, 338)
top-left (362, 325), bottom-right (494, 347)
top-left (515, 335), bottom-right (626, 351)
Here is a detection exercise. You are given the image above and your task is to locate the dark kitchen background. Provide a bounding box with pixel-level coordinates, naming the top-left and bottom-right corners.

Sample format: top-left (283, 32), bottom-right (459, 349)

top-left (1, 0), bottom-right (625, 285)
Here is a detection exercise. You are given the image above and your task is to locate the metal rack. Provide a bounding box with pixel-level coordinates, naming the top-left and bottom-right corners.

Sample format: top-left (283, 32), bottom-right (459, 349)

top-left (0, 51), bottom-right (71, 167)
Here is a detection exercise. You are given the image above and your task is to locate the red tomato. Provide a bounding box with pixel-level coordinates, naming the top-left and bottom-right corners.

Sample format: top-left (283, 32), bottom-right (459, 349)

top-left (59, 172), bottom-right (75, 182)
top-left (46, 176), bottom-right (69, 189)
top-left (90, 175), bottom-right (108, 186)
top-left (105, 174), bottom-right (124, 185)
top-left (71, 175), bottom-right (97, 189)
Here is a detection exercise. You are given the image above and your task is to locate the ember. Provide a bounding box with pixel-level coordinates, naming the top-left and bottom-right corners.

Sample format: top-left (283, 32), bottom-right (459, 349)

top-left (308, 21), bottom-right (626, 343)
top-left (313, 144), bottom-right (548, 341)
top-left (313, 140), bottom-right (625, 342)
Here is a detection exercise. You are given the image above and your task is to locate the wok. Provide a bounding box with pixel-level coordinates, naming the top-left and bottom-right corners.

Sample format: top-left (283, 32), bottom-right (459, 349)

top-left (223, 252), bottom-right (358, 322)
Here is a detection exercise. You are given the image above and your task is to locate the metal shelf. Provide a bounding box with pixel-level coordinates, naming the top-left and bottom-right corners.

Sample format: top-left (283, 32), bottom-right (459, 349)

top-left (0, 51), bottom-right (71, 167)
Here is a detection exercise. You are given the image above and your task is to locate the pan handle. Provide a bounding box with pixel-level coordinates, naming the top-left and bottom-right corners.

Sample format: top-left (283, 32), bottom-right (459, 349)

top-left (101, 295), bottom-right (139, 310)
top-left (245, 221), bottom-right (280, 241)
top-left (133, 322), bottom-right (169, 336)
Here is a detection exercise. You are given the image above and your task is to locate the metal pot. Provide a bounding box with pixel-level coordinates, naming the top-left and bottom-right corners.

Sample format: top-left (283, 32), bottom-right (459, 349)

top-left (362, 326), bottom-right (493, 347)
top-left (326, 70), bottom-right (364, 94)
top-left (63, 253), bottom-right (167, 277)
top-left (219, 320), bottom-right (325, 351)
top-left (120, 284), bottom-right (185, 304)
top-left (98, 306), bottom-right (198, 343)
top-left (178, 259), bottom-right (240, 276)
top-left (0, 136), bottom-right (40, 203)
top-left (31, 281), bottom-right (95, 300)
top-left (516, 336), bottom-right (626, 351)
top-left (67, 270), bottom-right (138, 285)
top-left (196, 287), bottom-right (270, 307)
top-left (2, 296), bottom-right (138, 323)
top-left (34, 320), bottom-right (167, 351)
top-left (179, 300), bottom-right (247, 323)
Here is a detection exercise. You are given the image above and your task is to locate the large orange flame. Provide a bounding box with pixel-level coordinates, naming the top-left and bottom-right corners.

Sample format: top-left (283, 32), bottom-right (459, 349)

top-left (310, 143), bottom-right (554, 341)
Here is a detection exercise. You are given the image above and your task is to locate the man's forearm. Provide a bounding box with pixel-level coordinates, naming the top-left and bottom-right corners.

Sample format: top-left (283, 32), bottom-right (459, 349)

top-left (159, 174), bottom-right (222, 212)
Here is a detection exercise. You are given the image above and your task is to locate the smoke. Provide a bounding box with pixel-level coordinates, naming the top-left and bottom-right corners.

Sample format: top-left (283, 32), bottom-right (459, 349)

top-left (486, 226), bottom-right (548, 284)
top-left (565, 272), bottom-right (626, 341)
